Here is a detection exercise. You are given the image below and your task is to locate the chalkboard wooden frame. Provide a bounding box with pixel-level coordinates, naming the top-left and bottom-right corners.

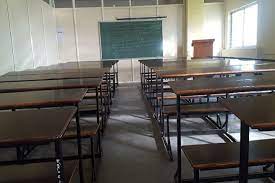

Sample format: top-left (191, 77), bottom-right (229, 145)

top-left (99, 20), bottom-right (163, 60)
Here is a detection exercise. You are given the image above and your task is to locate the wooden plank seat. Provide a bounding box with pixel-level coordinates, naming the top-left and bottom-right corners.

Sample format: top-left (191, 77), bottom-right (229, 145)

top-left (183, 139), bottom-right (275, 182)
top-left (79, 99), bottom-right (109, 131)
top-left (80, 99), bottom-right (107, 112)
top-left (64, 123), bottom-right (99, 139)
top-left (162, 103), bottom-right (229, 161)
top-left (157, 91), bottom-right (273, 104)
top-left (0, 161), bottom-right (77, 183)
top-left (64, 123), bottom-right (101, 181)
top-left (84, 91), bottom-right (108, 99)
top-left (157, 93), bottom-right (209, 100)
top-left (163, 103), bottom-right (229, 116)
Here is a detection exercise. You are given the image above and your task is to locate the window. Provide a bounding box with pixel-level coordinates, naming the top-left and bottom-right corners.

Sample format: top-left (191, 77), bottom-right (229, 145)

top-left (76, 0), bottom-right (101, 7)
top-left (159, 0), bottom-right (183, 5)
top-left (131, 0), bottom-right (157, 6)
top-left (104, 0), bottom-right (129, 7)
top-left (54, 0), bottom-right (73, 8)
top-left (230, 3), bottom-right (258, 48)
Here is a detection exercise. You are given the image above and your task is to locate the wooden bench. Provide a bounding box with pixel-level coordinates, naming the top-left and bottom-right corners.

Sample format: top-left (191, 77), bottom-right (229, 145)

top-left (162, 103), bottom-right (229, 160)
top-left (183, 139), bottom-right (275, 182)
top-left (0, 161), bottom-right (77, 183)
top-left (163, 103), bottom-right (228, 116)
top-left (64, 123), bottom-right (100, 181)
top-left (64, 123), bottom-right (99, 139)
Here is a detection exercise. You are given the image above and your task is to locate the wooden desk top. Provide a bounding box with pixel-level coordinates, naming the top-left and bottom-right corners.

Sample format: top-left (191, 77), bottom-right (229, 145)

top-left (168, 74), bottom-right (275, 96)
top-left (4, 68), bottom-right (108, 77)
top-left (156, 62), bottom-right (275, 78)
top-left (221, 95), bottom-right (275, 129)
top-left (155, 59), bottom-right (271, 71)
top-left (0, 108), bottom-right (76, 146)
top-left (0, 78), bottom-right (101, 93)
top-left (37, 60), bottom-right (118, 70)
top-left (0, 161), bottom-right (77, 183)
top-left (139, 59), bottom-right (185, 68)
top-left (0, 89), bottom-right (87, 110)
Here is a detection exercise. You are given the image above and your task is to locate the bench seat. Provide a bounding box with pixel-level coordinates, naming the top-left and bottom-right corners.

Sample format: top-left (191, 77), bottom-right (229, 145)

top-left (64, 123), bottom-right (99, 139)
top-left (183, 139), bottom-right (275, 170)
top-left (0, 161), bottom-right (77, 183)
top-left (163, 103), bottom-right (229, 116)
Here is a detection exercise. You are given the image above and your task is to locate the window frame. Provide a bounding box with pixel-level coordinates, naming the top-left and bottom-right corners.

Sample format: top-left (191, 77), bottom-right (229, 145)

top-left (229, 2), bottom-right (258, 49)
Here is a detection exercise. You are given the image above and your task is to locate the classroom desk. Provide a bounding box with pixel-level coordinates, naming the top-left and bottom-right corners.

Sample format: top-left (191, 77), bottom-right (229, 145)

top-left (140, 58), bottom-right (270, 71)
top-left (0, 78), bottom-right (101, 183)
top-left (53, 60), bottom-right (118, 69)
top-left (0, 108), bottom-right (76, 182)
top-left (155, 63), bottom-right (275, 78)
top-left (0, 89), bottom-right (88, 182)
top-left (0, 69), bottom-right (107, 82)
top-left (221, 95), bottom-right (275, 183)
top-left (0, 78), bottom-right (103, 135)
top-left (0, 89), bottom-right (86, 110)
top-left (33, 60), bottom-right (119, 88)
top-left (4, 67), bottom-right (109, 76)
top-left (154, 64), bottom-right (275, 141)
top-left (0, 78), bottom-right (102, 93)
top-left (168, 74), bottom-right (275, 183)
top-left (140, 59), bottom-right (274, 105)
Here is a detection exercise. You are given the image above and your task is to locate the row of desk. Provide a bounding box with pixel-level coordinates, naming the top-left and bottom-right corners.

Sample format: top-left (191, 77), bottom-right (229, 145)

top-left (139, 58), bottom-right (275, 183)
top-left (0, 60), bottom-right (119, 183)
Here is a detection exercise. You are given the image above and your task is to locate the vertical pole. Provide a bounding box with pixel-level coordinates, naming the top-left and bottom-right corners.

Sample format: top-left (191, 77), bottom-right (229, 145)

top-left (55, 140), bottom-right (65, 183)
top-left (101, 0), bottom-right (104, 20)
top-left (41, 6), bottom-right (49, 66)
top-left (156, 0), bottom-right (159, 16)
top-left (5, 0), bottom-right (16, 71)
top-left (239, 121), bottom-right (249, 183)
top-left (177, 94), bottom-right (182, 183)
top-left (26, 0), bottom-right (35, 69)
top-left (75, 105), bottom-right (84, 183)
top-left (96, 87), bottom-right (100, 125)
top-left (160, 77), bottom-right (164, 134)
top-left (129, 0), bottom-right (133, 82)
top-left (51, 0), bottom-right (61, 64)
top-left (90, 138), bottom-right (96, 182)
top-left (194, 169), bottom-right (200, 183)
top-left (72, 0), bottom-right (80, 62)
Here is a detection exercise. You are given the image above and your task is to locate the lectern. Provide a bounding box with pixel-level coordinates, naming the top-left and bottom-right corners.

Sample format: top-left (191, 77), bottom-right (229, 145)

top-left (192, 39), bottom-right (215, 59)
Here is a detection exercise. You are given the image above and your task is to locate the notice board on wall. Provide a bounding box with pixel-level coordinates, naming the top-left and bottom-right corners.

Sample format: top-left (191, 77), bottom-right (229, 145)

top-left (100, 20), bottom-right (163, 59)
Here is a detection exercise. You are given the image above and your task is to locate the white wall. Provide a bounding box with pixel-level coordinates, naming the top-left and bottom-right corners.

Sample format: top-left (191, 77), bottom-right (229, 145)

top-left (0, 0), bottom-right (14, 74)
top-left (203, 2), bottom-right (224, 56)
top-left (186, 0), bottom-right (224, 57)
top-left (55, 8), bottom-right (77, 62)
top-left (0, 0), bottom-right (58, 75)
top-left (55, 4), bottom-right (185, 83)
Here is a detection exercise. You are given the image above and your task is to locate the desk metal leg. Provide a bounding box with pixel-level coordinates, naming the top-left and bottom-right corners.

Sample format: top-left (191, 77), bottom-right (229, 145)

top-left (176, 95), bottom-right (182, 183)
top-left (75, 105), bottom-right (84, 183)
top-left (240, 121), bottom-right (249, 183)
top-left (55, 140), bottom-right (65, 183)
top-left (96, 87), bottom-right (100, 125)
top-left (90, 138), bottom-right (96, 182)
top-left (116, 63), bottom-right (119, 86)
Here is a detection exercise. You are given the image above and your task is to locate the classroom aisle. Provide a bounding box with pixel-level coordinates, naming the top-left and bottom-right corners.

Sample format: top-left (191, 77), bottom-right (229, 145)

top-left (94, 84), bottom-right (269, 183)
top-left (96, 83), bottom-right (176, 183)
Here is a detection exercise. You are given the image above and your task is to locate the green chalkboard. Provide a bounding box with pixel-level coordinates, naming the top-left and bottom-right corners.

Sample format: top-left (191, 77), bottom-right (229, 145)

top-left (100, 20), bottom-right (163, 59)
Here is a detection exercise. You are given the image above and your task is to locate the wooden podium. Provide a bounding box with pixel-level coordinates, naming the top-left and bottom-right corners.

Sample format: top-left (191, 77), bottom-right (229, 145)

top-left (192, 39), bottom-right (215, 59)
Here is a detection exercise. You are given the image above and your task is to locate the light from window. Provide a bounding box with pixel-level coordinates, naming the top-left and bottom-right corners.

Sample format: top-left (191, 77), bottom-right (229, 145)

top-left (230, 3), bottom-right (258, 48)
